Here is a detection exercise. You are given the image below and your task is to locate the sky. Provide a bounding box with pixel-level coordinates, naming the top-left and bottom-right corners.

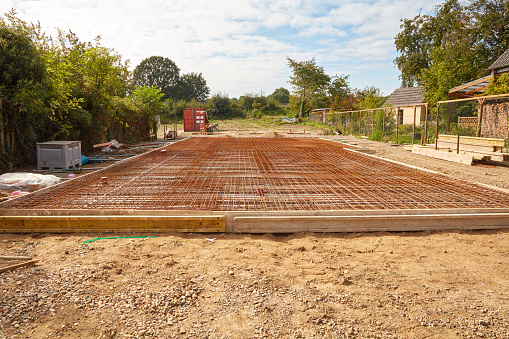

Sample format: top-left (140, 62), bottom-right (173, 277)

top-left (4, 0), bottom-right (443, 98)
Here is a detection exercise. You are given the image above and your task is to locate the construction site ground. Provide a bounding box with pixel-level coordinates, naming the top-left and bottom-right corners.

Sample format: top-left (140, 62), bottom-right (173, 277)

top-left (1, 118), bottom-right (509, 338)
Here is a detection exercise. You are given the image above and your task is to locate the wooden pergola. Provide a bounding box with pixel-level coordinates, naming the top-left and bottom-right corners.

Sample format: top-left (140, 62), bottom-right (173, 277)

top-left (434, 93), bottom-right (509, 149)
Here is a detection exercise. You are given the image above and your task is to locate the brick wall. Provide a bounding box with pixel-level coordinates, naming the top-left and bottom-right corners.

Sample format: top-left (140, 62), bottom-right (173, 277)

top-left (481, 102), bottom-right (509, 139)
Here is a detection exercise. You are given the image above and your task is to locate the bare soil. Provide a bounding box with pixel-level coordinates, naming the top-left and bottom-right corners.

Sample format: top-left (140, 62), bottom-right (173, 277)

top-left (2, 120), bottom-right (509, 338)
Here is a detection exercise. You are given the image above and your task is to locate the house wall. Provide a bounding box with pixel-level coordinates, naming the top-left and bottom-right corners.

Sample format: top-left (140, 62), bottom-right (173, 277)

top-left (481, 102), bottom-right (509, 139)
top-left (402, 106), bottom-right (426, 126)
top-left (389, 105), bottom-right (426, 126)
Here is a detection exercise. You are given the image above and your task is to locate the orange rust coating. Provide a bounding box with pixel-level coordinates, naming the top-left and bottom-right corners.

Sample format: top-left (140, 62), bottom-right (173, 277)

top-left (3, 137), bottom-right (509, 211)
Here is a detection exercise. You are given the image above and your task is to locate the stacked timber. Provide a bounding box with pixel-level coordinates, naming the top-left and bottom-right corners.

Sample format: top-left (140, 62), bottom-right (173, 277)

top-left (412, 134), bottom-right (508, 165)
top-left (436, 135), bottom-right (508, 162)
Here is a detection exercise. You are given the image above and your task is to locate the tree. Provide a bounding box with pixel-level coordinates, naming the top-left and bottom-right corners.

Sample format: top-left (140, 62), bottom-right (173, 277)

top-left (207, 93), bottom-right (232, 119)
top-left (270, 87), bottom-right (290, 104)
top-left (394, 0), bottom-right (466, 87)
top-left (0, 12), bottom-right (49, 168)
top-left (328, 75), bottom-right (350, 110)
top-left (133, 56), bottom-right (180, 100)
top-left (357, 87), bottom-right (385, 109)
top-left (287, 57), bottom-right (331, 117)
top-left (469, 0), bottom-right (509, 63)
top-left (395, 0), bottom-right (509, 90)
top-left (58, 31), bottom-right (131, 147)
top-left (178, 72), bottom-right (210, 101)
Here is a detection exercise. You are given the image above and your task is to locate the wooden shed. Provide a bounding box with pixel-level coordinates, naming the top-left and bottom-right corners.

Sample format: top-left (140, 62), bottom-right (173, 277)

top-left (385, 87), bottom-right (426, 126)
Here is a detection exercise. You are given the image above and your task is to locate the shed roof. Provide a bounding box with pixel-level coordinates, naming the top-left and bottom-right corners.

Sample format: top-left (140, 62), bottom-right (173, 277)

top-left (385, 87), bottom-right (425, 107)
top-left (488, 48), bottom-right (509, 71)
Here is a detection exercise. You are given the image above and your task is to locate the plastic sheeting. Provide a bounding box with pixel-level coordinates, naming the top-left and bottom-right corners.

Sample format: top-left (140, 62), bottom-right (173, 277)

top-left (0, 173), bottom-right (61, 192)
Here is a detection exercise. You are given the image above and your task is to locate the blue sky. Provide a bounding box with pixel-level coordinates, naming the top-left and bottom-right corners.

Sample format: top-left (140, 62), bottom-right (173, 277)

top-left (4, 0), bottom-right (443, 98)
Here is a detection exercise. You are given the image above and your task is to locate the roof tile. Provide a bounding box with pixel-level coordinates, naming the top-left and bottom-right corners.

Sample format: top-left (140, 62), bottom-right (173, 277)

top-left (488, 48), bottom-right (509, 71)
top-left (385, 87), bottom-right (424, 106)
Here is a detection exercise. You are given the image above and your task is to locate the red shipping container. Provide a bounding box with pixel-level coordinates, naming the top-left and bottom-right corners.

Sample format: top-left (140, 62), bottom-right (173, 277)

top-left (183, 108), bottom-right (208, 132)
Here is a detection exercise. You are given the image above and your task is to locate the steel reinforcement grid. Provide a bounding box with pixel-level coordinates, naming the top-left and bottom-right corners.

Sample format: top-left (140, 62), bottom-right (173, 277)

top-left (4, 137), bottom-right (509, 211)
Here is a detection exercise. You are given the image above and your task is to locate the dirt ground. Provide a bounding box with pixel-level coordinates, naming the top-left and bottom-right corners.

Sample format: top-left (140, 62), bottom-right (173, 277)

top-left (2, 119), bottom-right (509, 338)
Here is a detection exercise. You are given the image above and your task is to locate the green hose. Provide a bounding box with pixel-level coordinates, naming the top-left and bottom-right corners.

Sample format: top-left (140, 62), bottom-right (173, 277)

top-left (82, 236), bottom-right (156, 249)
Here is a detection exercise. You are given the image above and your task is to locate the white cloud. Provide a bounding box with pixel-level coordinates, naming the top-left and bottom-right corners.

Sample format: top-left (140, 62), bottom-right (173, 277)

top-left (4, 0), bottom-right (443, 98)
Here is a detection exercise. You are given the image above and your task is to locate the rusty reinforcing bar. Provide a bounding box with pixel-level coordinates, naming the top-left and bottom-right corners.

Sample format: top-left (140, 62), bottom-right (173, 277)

top-left (3, 137), bottom-right (509, 212)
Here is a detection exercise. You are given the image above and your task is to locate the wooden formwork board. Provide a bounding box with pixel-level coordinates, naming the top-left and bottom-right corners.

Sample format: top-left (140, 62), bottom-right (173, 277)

top-left (1, 216), bottom-right (225, 233)
top-left (233, 213), bottom-right (509, 233)
top-left (2, 209), bottom-right (509, 233)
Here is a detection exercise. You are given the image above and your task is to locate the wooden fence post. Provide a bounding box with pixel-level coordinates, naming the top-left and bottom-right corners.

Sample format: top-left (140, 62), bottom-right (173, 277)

top-left (396, 107), bottom-right (400, 141)
top-left (424, 104), bottom-right (429, 145)
top-left (435, 103), bottom-right (441, 150)
top-left (412, 105), bottom-right (417, 143)
top-left (477, 98), bottom-right (486, 137)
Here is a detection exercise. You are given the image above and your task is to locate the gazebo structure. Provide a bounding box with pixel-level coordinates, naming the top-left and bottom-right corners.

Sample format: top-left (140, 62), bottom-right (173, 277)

top-left (440, 48), bottom-right (509, 139)
top-left (448, 48), bottom-right (509, 99)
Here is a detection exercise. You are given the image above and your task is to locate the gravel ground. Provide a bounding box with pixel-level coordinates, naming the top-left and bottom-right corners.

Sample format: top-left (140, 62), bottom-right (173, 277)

top-left (1, 230), bottom-right (509, 339)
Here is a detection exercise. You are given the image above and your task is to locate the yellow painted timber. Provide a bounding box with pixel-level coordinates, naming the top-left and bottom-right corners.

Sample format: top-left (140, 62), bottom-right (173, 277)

top-left (1, 216), bottom-right (225, 233)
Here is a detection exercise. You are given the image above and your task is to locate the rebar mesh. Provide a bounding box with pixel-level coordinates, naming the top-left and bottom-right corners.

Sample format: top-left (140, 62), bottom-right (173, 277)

top-left (4, 137), bottom-right (509, 211)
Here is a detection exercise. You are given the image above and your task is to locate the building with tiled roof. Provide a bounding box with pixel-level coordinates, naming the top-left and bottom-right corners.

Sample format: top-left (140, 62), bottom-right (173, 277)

top-left (385, 87), bottom-right (425, 106)
top-left (488, 48), bottom-right (509, 75)
top-left (385, 87), bottom-right (427, 126)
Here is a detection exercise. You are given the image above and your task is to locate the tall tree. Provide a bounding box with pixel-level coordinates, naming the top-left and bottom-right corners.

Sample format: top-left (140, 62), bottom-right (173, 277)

top-left (133, 56), bottom-right (180, 100)
top-left (394, 0), bottom-right (466, 87)
top-left (270, 87), bottom-right (290, 104)
top-left (395, 0), bottom-right (509, 109)
top-left (0, 11), bottom-right (49, 168)
top-left (328, 75), bottom-right (351, 110)
top-left (287, 57), bottom-right (330, 117)
top-left (177, 72), bottom-right (210, 101)
top-left (469, 0), bottom-right (509, 62)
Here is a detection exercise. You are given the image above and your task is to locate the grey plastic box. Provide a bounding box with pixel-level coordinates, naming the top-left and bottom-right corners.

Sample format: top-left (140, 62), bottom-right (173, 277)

top-left (37, 141), bottom-right (82, 170)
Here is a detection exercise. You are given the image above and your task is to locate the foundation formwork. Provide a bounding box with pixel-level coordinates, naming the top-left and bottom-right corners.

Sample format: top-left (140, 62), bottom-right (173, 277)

top-left (2, 137), bottom-right (509, 233)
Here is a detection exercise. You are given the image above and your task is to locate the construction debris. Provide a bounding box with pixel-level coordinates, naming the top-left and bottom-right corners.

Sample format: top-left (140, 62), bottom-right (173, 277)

top-left (0, 173), bottom-right (60, 192)
top-left (0, 260), bottom-right (39, 273)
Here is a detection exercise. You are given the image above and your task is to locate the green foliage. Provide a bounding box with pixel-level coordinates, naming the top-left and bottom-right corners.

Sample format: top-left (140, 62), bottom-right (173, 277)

top-left (0, 10), bottom-right (173, 169)
top-left (207, 93), bottom-right (245, 119)
top-left (485, 73), bottom-right (509, 95)
top-left (329, 75), bottom-right (351, 110)
top-left (178, 72), bottom-right (210, 101)
top-left (395, 0), bottom-right (509, 92)
top-left (287, 57), bottom-right (331, 117)
top-left (269, 87), bottom-right (290, 104)
top-left (0, 11), bottom-right (50, 168)
top-left (357, 87), bottom-right (386, 109)
top-left (133, 57), bottom-right (210, 102)
top-left (133, 56), bottom-right (180, 100)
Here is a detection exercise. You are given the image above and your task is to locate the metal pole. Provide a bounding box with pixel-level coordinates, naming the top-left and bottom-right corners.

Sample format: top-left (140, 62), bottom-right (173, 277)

top-left (359, 111), bottom-right (361, 134)
top-left (371, 110), bottom-right (374, 135)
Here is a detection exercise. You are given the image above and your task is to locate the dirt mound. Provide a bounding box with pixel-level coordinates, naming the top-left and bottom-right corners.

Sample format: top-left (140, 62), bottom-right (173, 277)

top-left (265, 131), bottom-right (282, 138)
